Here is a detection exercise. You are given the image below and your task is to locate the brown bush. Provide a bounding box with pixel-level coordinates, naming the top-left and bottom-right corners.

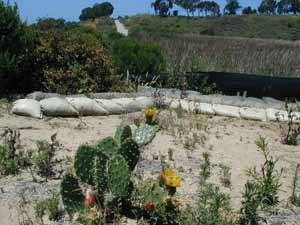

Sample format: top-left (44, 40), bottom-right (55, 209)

top-left (33, 27), bottom-right (113, 94)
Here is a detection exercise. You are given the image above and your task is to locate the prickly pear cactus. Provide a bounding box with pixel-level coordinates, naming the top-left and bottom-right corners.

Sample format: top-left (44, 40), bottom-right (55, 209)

top-left (94, 154), bottom-right (108, 192)
top-left (61, 173), bottom-right (84, 216)
top-left (133, 125), bottom-right (158, 146)
top-left (96, 137), bottom-right (118, 156)
top-left (119, 138), bottom-right (140, 171)
top-left (115, 125), bottom-right (132, 145)
top-left (74, 145), bottom-right (101, 185)
top-left (107, 155), bottom-right (130, 198)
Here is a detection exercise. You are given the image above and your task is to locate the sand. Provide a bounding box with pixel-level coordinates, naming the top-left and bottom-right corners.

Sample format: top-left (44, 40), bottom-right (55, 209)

top-left (0, 109), bottom-right (299, 225)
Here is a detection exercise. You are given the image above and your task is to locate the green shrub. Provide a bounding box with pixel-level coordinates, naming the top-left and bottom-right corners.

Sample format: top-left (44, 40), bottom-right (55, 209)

top-left (33, 26), bottom-right (113, 94)
top-left (181, 183), bottom-right (236, 225)
top-left (112, 38), bottom-right (165, 84)
top-left (239, 181), bottom-right (261, 225)
top-left (0, 1), bottom-right (39, 94)
top-left (0, 145), bottom-right (18, 175)
top-left (289, 164), bottom-right (300, 207)
top-left (246, 137), bottom-right (282, 208)
top-left (34, 192), bottom-right (62, 222)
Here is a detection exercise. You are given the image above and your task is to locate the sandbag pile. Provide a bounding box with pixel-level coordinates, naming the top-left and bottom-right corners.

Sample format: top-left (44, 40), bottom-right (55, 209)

top-left (12, 96), bottom-right (154, 119)
top-left (12, 90), bottom-right (300, 123)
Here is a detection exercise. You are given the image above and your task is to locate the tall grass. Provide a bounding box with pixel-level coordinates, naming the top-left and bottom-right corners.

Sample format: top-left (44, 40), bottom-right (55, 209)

top-left (135, 32), bottom-right (300, 77)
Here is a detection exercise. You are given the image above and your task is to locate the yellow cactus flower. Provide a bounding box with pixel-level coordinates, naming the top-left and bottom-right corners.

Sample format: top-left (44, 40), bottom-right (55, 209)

top-left (143, 107), bottom-right (156, 118)
top-left (160, 168), bottom-right (182, 188)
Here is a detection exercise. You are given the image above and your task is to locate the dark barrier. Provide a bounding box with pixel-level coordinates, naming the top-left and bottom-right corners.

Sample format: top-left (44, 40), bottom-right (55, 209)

top-left (185, 71), bottom-right (300, 100)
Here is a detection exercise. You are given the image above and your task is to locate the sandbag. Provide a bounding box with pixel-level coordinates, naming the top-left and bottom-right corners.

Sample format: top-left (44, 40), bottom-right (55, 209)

top-left (135, 97), bottom-right (154, 109)
top-left (194, 103), bottom-right (215, 115)
top-left (198, 95), bottom-right (224, 104)
top-left (66, 97), bottom-right (108, 116)
top-left (169, 99), bottom-right (180, 110)
top-left (240, 97), bottom-right (266, 109)
top-left (40, 97), bottom-right (78, 117)
top-left (26, 92), bottom-right (62, 101)
top-left (111, 98), bottom-right (141, 113)
top-left (240, 107), bottom-right (267, 121)
top-left (213, 104), bottom-right (240, 118)
top-left (11, 99), bottom-right (42, 119)
top-left (221, 96), bottom-right (244, 107)
top-left (95, 99), bottom-right (124, 114)
top-left (263, 97), bottom-right (284, 110)
top-left (180, 100), bottom-right (190, 112)
top-left (266, 108), bottom-right (288, 122)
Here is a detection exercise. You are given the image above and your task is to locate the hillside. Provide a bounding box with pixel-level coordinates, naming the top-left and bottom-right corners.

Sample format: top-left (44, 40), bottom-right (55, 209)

top-left (121, 14), bottom-right (300, 41)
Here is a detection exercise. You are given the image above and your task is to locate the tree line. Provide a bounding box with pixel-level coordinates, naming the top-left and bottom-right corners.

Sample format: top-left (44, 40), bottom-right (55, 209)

top-left (151, 0), bottom-right (300, 16)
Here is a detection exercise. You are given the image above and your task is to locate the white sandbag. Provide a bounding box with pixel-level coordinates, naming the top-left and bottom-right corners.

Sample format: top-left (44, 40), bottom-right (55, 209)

top-left (180, 100), bottom-right (190, 112)
top-left (263, 97), bottom-right (284, 110)
top-left (266, 108), bottom-right (288, 122)
top-left (111, 98), bottom-right (141, 113)
top-left (213, 104), bottom-right (240, 118)
top-left (198, 95), bottom-right (224, 104)
top-left (221, 96), bottom-right (244, 107)
top-left (189, 101), bottom-right (197, 113)
top-left (135, 97), bottom-right (154, 109)
top-left (95, 99), bottom-right (124, 114)
top-left (66, 97), bottom-right (108, 116)
top-left (240, 97), bottom-right (266, 109)
top-left (11, 99), bottom-right (42, 119)
top-left (169, 99), bottom-right (180, 110)
top-left (40, 97), bottom-right (78, 117)
top-left (240, 107), bottom-right (267, 121)
top-left (194, 103), bottom-right (215, 115)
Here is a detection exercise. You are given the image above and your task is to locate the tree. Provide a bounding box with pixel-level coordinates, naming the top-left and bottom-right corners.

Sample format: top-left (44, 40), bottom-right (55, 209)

top-left (277, 0), bottom-right (290, 14)
top-left (175, 0), bottom-right (198, 16)
top-left (242, 6), bottom-right (257, 14)
top-left (290, 0), bottom-right (300, 14)
top-left (258, 0), bottom-right (277, 14)
top-left (277, 0), bottom-right (300, 14)
top-left (224, 0), bottom-right (241, 15)
top-left (196, 1), bottom-right (220, 16)
top-left (93, 2), bottom-right (114, 17)
top-left (151, 0), bottom-right (173, 16)
top-left (0, 0), bottom-right (38, 94)
top-left (79, 7), bottom-right (95, 21)
top-left (79, 2), bottom-right (114, 21)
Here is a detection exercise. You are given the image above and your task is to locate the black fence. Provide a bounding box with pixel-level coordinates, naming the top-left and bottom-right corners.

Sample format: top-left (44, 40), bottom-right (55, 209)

top-left (185, 71), bottom-right (300, 100)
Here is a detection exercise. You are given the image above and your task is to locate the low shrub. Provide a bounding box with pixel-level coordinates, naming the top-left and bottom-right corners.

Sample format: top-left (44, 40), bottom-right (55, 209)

top-left (111, 38), bottom-right (165, 86)
top-left (33, 26), bottom-right (113, 94)
top-left (246, 137), bottom-right (282, 207)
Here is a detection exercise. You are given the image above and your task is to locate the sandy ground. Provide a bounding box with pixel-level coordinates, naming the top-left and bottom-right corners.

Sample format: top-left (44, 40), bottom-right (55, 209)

top-left (0, 108), bottom-right (300, 225)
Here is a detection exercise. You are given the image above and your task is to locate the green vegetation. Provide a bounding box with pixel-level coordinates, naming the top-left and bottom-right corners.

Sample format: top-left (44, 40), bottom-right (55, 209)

top-left (122, 14), bottom-right (300, 41)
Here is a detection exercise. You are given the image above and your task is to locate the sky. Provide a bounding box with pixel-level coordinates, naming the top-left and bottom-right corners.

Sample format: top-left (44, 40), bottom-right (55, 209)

top-left (14, 0), bottom-right (261, 24)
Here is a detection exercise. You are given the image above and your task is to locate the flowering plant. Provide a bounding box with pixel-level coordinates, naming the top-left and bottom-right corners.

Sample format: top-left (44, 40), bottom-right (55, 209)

top-left (132, 114), bottom-right (141, 127)
top-left (143, 107), bottom-right (156, 125)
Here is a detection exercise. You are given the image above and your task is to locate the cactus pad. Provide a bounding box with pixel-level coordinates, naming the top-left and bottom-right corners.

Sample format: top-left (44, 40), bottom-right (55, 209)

top-left (94, 155), bottom-right (108, 193)
top-left (107, 155), bottom-right (130, 198)
top-left (119, 138), bottom-right (140, 171)
top-left (60, 173), bottom-right (84, 216)
top-left (74, 145), bottom-right (106, 185)
top-left (133, 125), bottom-right (158, 146)
top-left (115, 125), bottom-right (132, 145)
top-left (96, 137), bottom-right (118, 156)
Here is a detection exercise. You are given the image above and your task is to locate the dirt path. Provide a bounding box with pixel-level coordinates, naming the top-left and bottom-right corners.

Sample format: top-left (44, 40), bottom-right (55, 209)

top-left (115, 19), bottom-right (128, 36)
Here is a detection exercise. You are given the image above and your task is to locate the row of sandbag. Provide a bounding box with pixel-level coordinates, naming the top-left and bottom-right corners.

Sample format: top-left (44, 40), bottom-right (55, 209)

top-left (166, 99), bottom-right (300, 122)
top-left (11, 97), bottom-right (154, 119)
top-left (26, 90), bottom-right (291, 110)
